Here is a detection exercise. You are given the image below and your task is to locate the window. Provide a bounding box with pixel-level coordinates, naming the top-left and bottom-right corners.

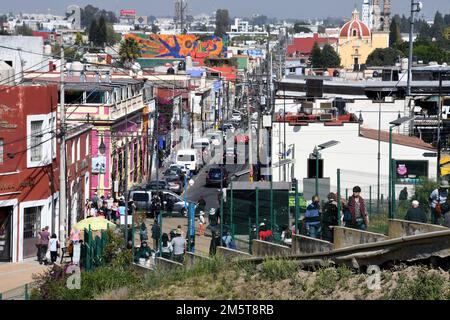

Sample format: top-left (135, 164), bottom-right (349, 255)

top-left (395, 160), bottom-right (429, 184)
top-left (85, 134), bottom-right (89, 156)
top-left (0, 138), bottom-right (3, 164)
top-left (30, 120), bottom-right (43, 162)
top-left (178, 154), bottom-right (195, 162)
top-left (71, 141), bottom-right (75, 164)
top-left (132, 192), bottom-right (149, 202)
top-left (76, 138), bottom-right (80, 161)
top-left (353, 30), bottom-right (357, 37)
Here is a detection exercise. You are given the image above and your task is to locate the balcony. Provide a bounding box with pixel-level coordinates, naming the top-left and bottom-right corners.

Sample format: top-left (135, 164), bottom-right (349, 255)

top-left (110, 94), bottom-right (144, 121)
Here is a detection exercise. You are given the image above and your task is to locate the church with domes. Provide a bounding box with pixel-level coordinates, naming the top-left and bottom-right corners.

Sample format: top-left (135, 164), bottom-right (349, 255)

top-left (337, 8), bottom-right (390, 70)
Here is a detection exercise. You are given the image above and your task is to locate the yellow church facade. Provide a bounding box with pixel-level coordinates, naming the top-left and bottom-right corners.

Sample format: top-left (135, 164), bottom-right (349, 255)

top-left (338, 9), bottom-right (389, 70)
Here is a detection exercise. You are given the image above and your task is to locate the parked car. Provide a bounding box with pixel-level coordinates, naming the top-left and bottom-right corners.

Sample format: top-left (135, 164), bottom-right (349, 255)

top-left (165, 175), bottom-right (183, 194)
top-left (164, 167), bottom-right (181, 177)
top-left (129, 189), bottom-right (152, 213)
top-left (169, 163), bottom-right (190, 176)
top-left (231, 112), bottom-right (242, 122)
top-left (146, 180), bottom-right (169, 190)
top-left (160, 191), bottom-right (196, 217)
top-left (205, 166), bottom-right (229, 187)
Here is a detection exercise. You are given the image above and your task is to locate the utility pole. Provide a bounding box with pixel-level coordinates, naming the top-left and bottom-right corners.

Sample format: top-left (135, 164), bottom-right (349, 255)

top-left (248, 72), bottom-right (253, 182)
top-left (437, 71), bottom-right (443, 181)
top-left (59, 45), bottom-right (67, 242)
top-left (124, 139), bottom-right (129, 245)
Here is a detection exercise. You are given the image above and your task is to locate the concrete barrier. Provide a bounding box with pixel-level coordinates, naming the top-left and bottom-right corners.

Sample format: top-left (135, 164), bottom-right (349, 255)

top-left (333, 226), bottom-right (389, 249)
top-left (251, 240), bottom-right (291, 257)
top-left (216, 246), bottom-right (252, 260)
top-left (388, 219), bottom-right (449, 238)
top-left (155, 257), bottom-right (184, 270)
top-left (291, 235), bottom-right (334, 255)
top-left (184, 252), bottom-right (211, 269)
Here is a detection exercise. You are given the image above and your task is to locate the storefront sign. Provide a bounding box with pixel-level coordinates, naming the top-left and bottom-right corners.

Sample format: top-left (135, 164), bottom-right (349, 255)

top-left (92, 156), bottom-right (106, 174)
top-left (0, 120), bottom-right (18, 129)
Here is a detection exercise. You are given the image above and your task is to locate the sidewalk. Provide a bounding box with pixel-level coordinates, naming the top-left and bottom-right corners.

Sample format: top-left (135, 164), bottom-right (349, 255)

top-left (0, 259), bottom-right (49, 294)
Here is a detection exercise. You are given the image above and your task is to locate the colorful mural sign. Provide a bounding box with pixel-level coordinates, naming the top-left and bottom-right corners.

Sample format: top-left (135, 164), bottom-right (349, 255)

top-left (125, 34), bottom-right (225, 59)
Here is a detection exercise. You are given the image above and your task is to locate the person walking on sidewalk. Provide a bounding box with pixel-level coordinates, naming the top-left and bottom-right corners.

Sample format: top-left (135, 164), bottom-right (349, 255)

top-left (38, 226), bottom-right (50, 265)
top-left (198, 212), bottom-right (205, 236)
top-left (151, 221), bottom-right (161, 251)
top-left (49, 234), bottom-right (59, 264)
top-left (171, 230), bottom-right (186, 263)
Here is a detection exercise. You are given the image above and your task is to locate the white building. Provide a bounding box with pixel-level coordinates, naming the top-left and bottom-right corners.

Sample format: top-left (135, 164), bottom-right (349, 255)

top-left (0, 36), bottom-right (46, 83)
top-left (362, 0), bottom-right (373, 30)
top-left (231, 18), bottom-right (250, 33)
top-left (271, 116), bottom-right (437, 201)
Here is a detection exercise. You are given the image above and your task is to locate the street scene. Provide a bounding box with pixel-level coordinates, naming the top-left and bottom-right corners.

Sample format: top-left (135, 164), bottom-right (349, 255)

top-left (0, 0), bottom-right (450, 303)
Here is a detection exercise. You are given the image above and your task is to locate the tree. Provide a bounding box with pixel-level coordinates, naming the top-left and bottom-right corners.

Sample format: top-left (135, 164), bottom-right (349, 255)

top-left (88, 19), bottom-right (99, 46)
top-left (389, 19), bottom-right (402, 48)
top-left (215, 9), bottom-right (230, 38)
top-left (431, 11), bottom-right (444, 41)
top-left (151, 24), bottom-right (160, 34)
top-left (106, 23), bottom-right (120, 46)
top-left (75, 32), bottom-right (84, 46)
top-left (97, 16), bottom-right (107, 47)
top-left (320, 44), bottom-right (340, 68)
top-left (80, 5), bottom-right (117, 28)
top-left (119, 38), bottom-right (141, 67)
top-left (366, 47), bottom-right (403, 66)
top-left (414, 43), bottom-right (448, 64)
top-left (15, 23), bottom-right (33, 36)
top-left (310, 42), bottom-right (322, 68)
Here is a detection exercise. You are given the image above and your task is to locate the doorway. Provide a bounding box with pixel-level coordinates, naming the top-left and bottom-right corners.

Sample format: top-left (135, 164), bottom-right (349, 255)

top-left (23, 206), bottom-right (42, 259)
top-left (0, 206), bottom-right (13, 262)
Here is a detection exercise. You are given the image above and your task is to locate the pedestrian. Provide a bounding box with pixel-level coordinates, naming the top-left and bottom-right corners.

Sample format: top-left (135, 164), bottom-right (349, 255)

top-left (139, 222), bottom-right (148, 243)
top-left (222, 230), bottom-right (236, 249)
top-left (49, 234), bottom-right (59, 264)
top-left (196, 196), bottom-right (206, 216)
top-left (405, 200), bottom-right (427, 223)
top-left (399, 187), bottom-right (408, 201)
top-left (70, 227), bottom-right (80, 245)
top-left (429, 181), bottom-right (450, 225)
top-left (111, 199), bottom-right (119, 224)
top-left (322, 192), bottom-right (339, 242)
top-left (35, 231), bottom-right (42, 263)
top-left (38, 226), bottom-right (50, 265)
top-left (258, 223), bottom-right (274, 242)
top-left (160, 233), bottom-right (173, 259)
top-left (198, 212), bottom-right (205, 236)
top-left (84, 200), bottom-right (91, 219)
top-left (171, 230), bottom-right (186, 263)
top-left (209, 230), bottom-right (222, 256)
top-left (281, 225), bottom-right (292, 245)
top-left (151, 221), bottom-right (161, 251)
top-left (176, 225), bottom-right (185, 238)
top-left (138, 241), bottom-right (152, 260)
top-left (347, 186), bottom-right (369, 230)
top-left (305, 195), bottom-right (322, 239)
top-left (92, 192), bottom-right (99, 210)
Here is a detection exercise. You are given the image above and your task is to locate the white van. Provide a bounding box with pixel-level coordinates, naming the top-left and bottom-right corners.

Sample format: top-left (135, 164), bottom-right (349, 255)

top-left (176, 149), bottom-right (198, 174)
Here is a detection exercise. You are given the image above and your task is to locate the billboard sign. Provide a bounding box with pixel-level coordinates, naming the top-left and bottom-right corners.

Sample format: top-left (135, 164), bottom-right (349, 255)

top-left (120, 9), bottom-right (136, 18)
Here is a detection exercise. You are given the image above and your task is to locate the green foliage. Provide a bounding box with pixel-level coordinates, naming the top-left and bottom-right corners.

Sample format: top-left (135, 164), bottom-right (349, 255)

top-left (367, 212), bottom-right (389, 235)
top-left (413, 43), bottom-right (448, 64)
top-left (293, 22), bottom-right (312, 34)
top-left (366, 48), bottom-right (403, 67)
top-left (102, 228), bottom-right (133, 268)
top-left (389, 268), bottom-right (448, 300)
top-left (389, 19), bottom-right (403, 48)
top-left (310, 43), bottom-right (340, 68)
top-left (80, 4), bottom-right (118, 28)
top-left (119, 38), bottom-right (141, 67)
top-left (215, 9), bottom-right (230, 38)
top-left (31, 265), bottom-right (139, 300)
top-left (75, 32), bottom-right (84, 46)
top-left (15, 24), bottom-right (33, 36)
top-left (260, 258), bottom-right (299, 281)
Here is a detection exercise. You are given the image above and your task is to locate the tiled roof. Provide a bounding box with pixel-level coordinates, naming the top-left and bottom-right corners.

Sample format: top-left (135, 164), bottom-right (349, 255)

top-left (287, 33), bottom-right (337, 56)
top-left (360, 127), bottom-right (435, 151)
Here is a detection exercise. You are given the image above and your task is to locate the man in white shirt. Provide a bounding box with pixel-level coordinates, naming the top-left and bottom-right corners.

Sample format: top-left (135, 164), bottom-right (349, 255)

top-left (171, 232), bottom-right (186, 263)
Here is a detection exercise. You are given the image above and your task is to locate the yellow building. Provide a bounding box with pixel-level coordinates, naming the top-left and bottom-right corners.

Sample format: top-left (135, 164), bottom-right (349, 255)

top-left (338, 9), bottom-right (389, 70)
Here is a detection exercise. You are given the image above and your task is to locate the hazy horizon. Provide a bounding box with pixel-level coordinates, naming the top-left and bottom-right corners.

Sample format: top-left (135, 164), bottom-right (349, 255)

top-left (0, 0), bottom-right (449, 20)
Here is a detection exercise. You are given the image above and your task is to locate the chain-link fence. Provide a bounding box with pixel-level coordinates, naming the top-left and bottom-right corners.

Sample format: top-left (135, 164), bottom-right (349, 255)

top-left (0, 283), bottom-right (34, 300)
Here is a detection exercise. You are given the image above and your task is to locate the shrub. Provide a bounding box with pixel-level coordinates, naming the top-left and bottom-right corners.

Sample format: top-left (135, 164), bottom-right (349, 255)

top-left (389, 269), bottom-right (448, 300)
top-left (260, 258), bottom-right (299, 281)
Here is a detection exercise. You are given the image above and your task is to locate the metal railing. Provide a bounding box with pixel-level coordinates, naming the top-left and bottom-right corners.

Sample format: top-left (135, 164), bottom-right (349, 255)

top-left (0, 282), bottom-right (34, 300)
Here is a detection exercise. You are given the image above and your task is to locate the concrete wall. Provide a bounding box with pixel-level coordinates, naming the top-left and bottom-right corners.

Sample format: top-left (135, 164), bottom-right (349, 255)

top-left (333, 226), bottom-right (389, 249)
top-left (251, 240), bottom-right (291, 257)
top-left (388, 219), bottom-right (449, 238)
top-left (155, 257), bottom-right (184, 270)
top-left (184, 252), bottom-right (211, 269)
top-left (216, 246), bottom-right (252, 260)
top-left (291, 235), bottom-right (334, 255)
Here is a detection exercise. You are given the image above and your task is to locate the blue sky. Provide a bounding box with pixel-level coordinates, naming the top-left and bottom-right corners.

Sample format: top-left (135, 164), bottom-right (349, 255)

top-left (1, 0), bottom-right (449, 20)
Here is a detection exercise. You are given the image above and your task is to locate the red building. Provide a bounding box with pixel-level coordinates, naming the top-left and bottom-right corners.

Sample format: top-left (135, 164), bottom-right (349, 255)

top-left (287, 33), bottom-right (338, 60)
top-left (0, 84), bottom-right (59, 262)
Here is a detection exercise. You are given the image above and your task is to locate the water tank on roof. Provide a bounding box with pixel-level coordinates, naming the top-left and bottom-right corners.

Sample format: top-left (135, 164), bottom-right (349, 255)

top-left (401, 58), bottom-right (409, 71)
top-left (71, 61), bottom-right (84, 76)
top-left (0, 61), bottom-right (15, 86)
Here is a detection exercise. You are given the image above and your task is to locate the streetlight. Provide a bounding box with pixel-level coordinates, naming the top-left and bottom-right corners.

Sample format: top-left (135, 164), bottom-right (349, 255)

top-left (311, 140), bottom-right (340, 196)
top-left (407, 0), bottom-right (423, 96)
top-left (98, 135), bottom-right (106, 155)
top-left (389, 116), bottom-right (415, 219)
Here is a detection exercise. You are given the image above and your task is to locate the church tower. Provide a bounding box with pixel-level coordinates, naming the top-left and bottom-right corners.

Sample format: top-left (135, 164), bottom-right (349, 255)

top-left (372, 0), bottom-right (382, 31)
top-left (382, 0), bottom-right (391, 32)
